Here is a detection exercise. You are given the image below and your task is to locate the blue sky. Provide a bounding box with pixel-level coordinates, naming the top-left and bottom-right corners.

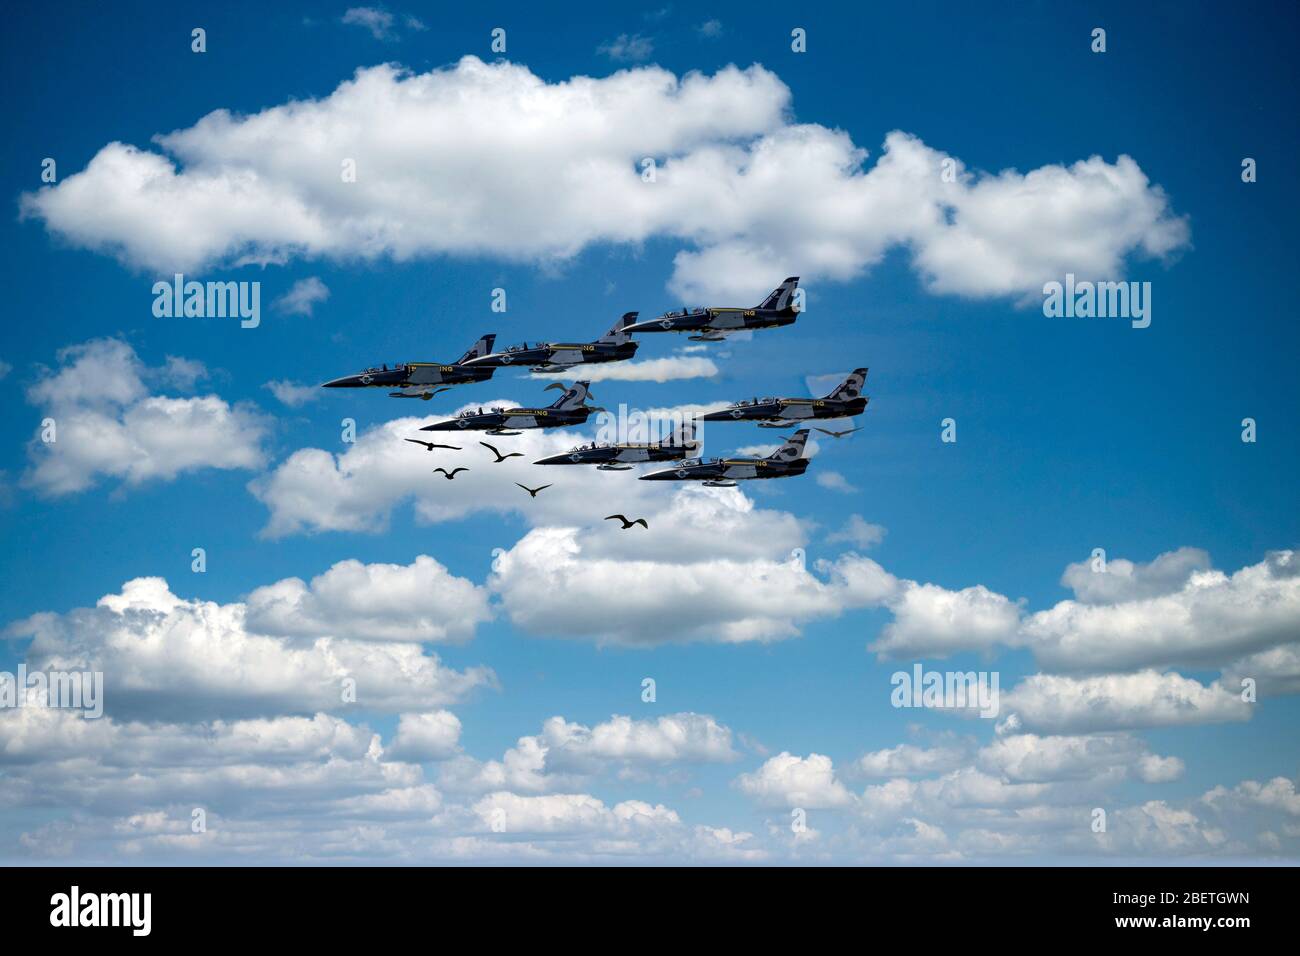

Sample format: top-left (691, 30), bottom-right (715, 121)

top-left (0, 1), bottom-right (1297, 863)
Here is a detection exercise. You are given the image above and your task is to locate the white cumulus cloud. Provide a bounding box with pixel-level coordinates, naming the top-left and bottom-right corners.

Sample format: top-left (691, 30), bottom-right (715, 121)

top-left (244, 555), bottom-right (491, 643)
top-left (19, 59), bottom-right (1188, 304)
top-left (1025, 550), bottom-right (1300, 673)
top-left (996, 671), bottom-right (1251, 735)
top-left (387, 711), bottom-right (463, 762)
top-left (273, 276), bottom-right (330, 315)
top-left (6, 575), bottom-right (495, 721)
top-left (735, 752), bottom-right (855, 808)
top-left (23, 339), bottom-right (268, 496)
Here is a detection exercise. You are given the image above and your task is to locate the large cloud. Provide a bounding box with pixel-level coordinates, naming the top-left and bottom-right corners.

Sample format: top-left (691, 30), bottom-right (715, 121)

top-left (1059, 546), bottom-right (1211, 604)
top-left (6, 574), bottom-right (495, 721)
top-left (0, 704), bottom-right (426, 826)
top-left (995, 671), bottom-right (1252, 735)
top-left (1, 641), bottom-right (1291, 862)
top-left (386, 711), bottom-right (463, 762)
top-left (245, 555), bottom-right (492, 643)
top-left (1222, 643), bottom-right (1300, 698)
top-left (734, 752), bottom-right (856, 808)
top-left (441, 712), bottom-right (739, 793)
top-left (1024, 550), bottom-right (1300, 673)
top-left (22, 339), bottom-right (268, 496)
top-left (977, 733), bottom-right (1183, 784)
top-left (862, 549), bottom-right (1300, 680)
top-left (0, 707), bottom-right (377, 769)
top-left (858, 733), bottom-right (1184, 787)
top-left (869, 581), bottom-right (1024, 659)
top-left (1203, 776), bottom-right (1300, 818)
top-left (0, 698), bottom-right (762, 862)
top-left (468, 792), bottom-right (680, 836)
top-left (20, 58), bottom-right (1188, 302)
top-left (490, 526), bottom-right (893, 646)
top-left (855, 742), bottom-right (972, 779)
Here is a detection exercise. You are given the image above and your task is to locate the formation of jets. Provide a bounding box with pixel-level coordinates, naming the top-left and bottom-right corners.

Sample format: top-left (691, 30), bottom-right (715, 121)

top-left (322, 277), bottom-right (803, 391)
top-left (321, 275), bottom-right (868, 491)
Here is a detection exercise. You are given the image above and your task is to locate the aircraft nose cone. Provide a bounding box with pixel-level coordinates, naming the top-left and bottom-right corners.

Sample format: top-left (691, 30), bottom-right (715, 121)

top-left (533, 454), bottom-right (567, 465)
top-left (322, 375), bottom-right (360, 388)
top-left (461, 354), bottom-right (500, 368)
top-left (701, 410), bottom-right (729, 421)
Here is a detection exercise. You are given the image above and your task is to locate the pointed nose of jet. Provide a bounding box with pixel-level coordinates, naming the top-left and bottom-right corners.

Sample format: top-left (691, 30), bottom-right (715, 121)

top-left (322, 374), bottom-right (363, 388)
top-left (323, 367), bottom-right (408, 387)
top-left (533, 453), bottom-right (574, 465)
top-left (701, 409), bottom-right (734, 422)
top-left (638, 468), bottom-right (678, 481)
top-left (460, 353), bottom-right (503, 368)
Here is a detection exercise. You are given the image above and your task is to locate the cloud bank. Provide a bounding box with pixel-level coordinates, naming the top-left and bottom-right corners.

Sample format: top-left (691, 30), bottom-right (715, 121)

top-left (21, 58), bottom-right (1188, 302)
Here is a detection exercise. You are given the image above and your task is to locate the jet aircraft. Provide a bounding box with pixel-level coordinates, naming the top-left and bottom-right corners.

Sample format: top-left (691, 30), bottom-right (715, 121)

top-left (639, 429), bottom-right (812, 487)
top-left (461, 314), bottom-right (639, 371)
top-left (420, 382), bottom-right (601, 436)
top-left (534, 421), bottom-right (701, 470)
top-left (623, 277), bottom-right (800, 341)
top-left (702, 369), bottom-right (868, 428)
top-left (321, 334), bottom-right (497, 399)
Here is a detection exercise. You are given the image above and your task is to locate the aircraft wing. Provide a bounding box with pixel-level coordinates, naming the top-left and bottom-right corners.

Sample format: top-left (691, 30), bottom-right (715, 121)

top-left (722, 462), bottom-right (758, 479)
top-left (547, 348), bottom-right (585, 366)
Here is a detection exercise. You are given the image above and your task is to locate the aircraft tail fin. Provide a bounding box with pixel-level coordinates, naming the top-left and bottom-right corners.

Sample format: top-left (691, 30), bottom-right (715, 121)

top-left (457, 333), bottom-right (496, 364)
top-left (667, 418), bottom-right (699, 447)
top-left (824, 367), bottom-right (868, 401)
top-left (549, 381), bottom-right (592, 410)
top-left (767, 428), bottom-right (810, 462)
top-left (598, 312), bottom-right (638, 344)
top-left (756, 277), bottom-right (800, 312)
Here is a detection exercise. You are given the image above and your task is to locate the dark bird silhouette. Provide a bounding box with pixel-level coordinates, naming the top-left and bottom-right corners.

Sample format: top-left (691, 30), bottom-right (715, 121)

top-left (813, 426), bottom-right (862, 439)
top-left (480, 441), bottom-right (524, 462)
top-left (434, 467), bottom-right (469, 479)
top-left (516, 482), bottom-right (552, 498)
top-left (605, 514), bottom-right (649, 530)
top-left (405, 439), bottom-right (462, 451)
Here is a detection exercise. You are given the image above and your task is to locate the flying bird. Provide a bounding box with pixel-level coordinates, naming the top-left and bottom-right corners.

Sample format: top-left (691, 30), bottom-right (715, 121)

top-left (480, 441), bottom-right (524, 462)
top-left (434, 467), bottom-right (469, 480)
top-left (814, 426), bottom-right (862, 439)
top-left (516, 483), bottom-right (552, 498)
top-left (605, 514), bottom-right (649, 530)
top-left (405, 439), bottom-right (462, 451)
